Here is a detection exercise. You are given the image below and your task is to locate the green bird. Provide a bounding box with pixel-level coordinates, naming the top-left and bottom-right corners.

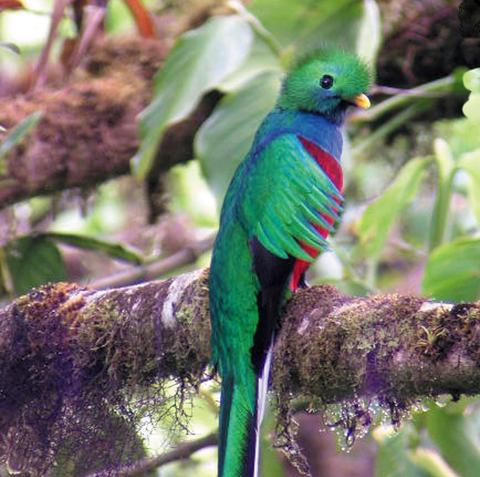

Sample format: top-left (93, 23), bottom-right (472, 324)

top-left (209, 48), bottom-right (371, 477)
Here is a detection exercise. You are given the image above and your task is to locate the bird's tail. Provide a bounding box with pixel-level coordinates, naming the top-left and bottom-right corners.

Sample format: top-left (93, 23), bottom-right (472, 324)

top-left (218, 342), bottom-right (273, 477)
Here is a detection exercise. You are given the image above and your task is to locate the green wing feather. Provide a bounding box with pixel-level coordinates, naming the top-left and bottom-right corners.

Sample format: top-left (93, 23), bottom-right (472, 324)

top-left (240, 134), bottom-right (342, 261)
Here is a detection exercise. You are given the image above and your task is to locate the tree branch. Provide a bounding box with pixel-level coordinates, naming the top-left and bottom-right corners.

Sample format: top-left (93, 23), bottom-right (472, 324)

top-left (87, 432), bottom-right (218, 477)
top-left (88, 234), bottom-right (215, 289)
top-left (1, 269), bottom-right (479, 472)
top-left (0, 36), bottom-right (220, 209)
top-left (1, 270), bottom-right (479, 403)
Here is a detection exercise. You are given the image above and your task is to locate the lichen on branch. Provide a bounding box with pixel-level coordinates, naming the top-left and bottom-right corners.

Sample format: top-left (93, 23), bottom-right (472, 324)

top-left (0, 268), bottom-right (479, 474)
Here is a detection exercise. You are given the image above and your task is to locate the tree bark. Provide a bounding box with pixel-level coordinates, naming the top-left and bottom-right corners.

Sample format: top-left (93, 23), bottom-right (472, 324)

top-left (1, 269), bottom-right (479, 405)
top-left (1, 268), bottom-right (479, 474)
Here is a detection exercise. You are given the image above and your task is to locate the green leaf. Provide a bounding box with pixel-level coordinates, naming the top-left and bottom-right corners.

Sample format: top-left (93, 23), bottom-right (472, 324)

top-left (373, 424), bottom-right (427, 477)
top-left (356, 0), bottom-right (382, 64)
top-left (0, 111), bottom-right (43, 173)
top-left (249, 0), bottom-right (364, 54)
top-left (133, 15), bottom-right (254, 180)
top-left (463, 93), bottom-right (480, 122)
top-left (458, 149), bottom-right (480, 223)
top-left (426, 407), bottom-right (480, 477)
top-left (6, 236), bottom-right (66, 295)
top-left (429, 139), bottom-right (455, 251)
top-left (433, 138), bottom-right (455, 179)
top-left (218, 36), bottom-right (282, 93)
top-left (195, 70), bottom-right (281, 202)
top-left (409, 448), bottom-right (459, 477)
top-left (463, 69), bottom-right (480, 93)
top-left (41, 232), bottom-right (143, 264)
top-left (422, 237), bottom-right (480, 301)
top-left (357, 157), bottom-right (430, 259)
top-left (434, 118), bottom-right (480, 158)
top-left (462, 69), bottom-right (480, 121)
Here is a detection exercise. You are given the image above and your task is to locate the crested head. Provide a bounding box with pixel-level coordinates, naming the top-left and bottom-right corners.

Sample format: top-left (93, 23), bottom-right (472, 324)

top-left (277, 48), bottom-right (372, 123)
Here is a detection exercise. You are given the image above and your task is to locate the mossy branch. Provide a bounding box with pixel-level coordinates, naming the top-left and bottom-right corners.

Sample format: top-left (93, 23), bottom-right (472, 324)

top-left (2, 268), bottom-right (480, 404)
top-left (0, 36), bottom-right (219, 210)
top-left (1, 268), bottom-right (480, 474)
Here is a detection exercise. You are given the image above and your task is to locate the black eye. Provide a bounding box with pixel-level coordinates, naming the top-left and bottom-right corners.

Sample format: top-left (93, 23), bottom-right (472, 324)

top-left (320, 74), bottom-right (334, 89)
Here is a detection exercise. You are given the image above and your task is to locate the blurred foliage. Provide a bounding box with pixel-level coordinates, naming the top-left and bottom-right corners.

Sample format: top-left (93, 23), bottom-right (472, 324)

top-left (1, 0), bottom-right (480, 476)
top-left (3, 235), bottom-right (66, 295)
top-left (248, 0), bottom-right (368, 55)
top-left (196, 70), bottom-right (281, 200)
top-left (134, 14), bottom-right (254, 179)
top-left (426, 404), bottom-right (480, 477)
top-left (423, 237), bottom-right (480, 302)
top-left (374, 424), bottom-right (427, 477)
top-left (357, 157), bottom-right (430, 261)
top-left (0, 111), bottom-right (43, 173)
top-left (463, 68), bottom-right (480, 122)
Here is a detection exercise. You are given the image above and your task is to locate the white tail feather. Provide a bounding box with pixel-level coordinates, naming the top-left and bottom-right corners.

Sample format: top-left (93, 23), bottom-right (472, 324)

top-left (254, 339), bottom-right (274, 477)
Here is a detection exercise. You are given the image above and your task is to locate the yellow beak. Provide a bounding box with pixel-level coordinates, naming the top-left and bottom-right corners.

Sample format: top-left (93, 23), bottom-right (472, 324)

top-left (350, 93), bottom-right (371, 109)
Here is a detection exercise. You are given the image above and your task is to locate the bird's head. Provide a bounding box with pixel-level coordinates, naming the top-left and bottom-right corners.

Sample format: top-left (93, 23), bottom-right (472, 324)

top-left (277, 48), bottom-right (372, 123)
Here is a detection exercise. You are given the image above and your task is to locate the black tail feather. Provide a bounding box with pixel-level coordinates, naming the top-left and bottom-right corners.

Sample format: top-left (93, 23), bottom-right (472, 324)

top-left (243, 383), bottom-right (259, 477)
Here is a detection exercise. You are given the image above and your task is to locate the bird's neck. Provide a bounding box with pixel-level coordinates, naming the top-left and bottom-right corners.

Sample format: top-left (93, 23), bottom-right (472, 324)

top-left (253, 107), bottom-right (343, 160)
top-left (317, 103), bottom-right (348, 125)
top-left (279, 103), bottom-right (348, 125)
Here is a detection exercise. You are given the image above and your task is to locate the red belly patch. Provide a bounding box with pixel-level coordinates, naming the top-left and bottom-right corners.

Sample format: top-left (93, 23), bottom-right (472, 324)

top-left (290, 136), bottom-right (343, 291)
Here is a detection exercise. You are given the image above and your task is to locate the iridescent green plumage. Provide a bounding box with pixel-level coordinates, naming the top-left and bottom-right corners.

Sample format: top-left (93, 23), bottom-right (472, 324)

top-left (210, 49), bottom-right (371, 477)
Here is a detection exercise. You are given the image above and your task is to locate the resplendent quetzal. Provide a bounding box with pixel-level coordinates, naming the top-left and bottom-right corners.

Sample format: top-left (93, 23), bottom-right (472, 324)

top-left (209, 48), bottom-right (371, 477)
